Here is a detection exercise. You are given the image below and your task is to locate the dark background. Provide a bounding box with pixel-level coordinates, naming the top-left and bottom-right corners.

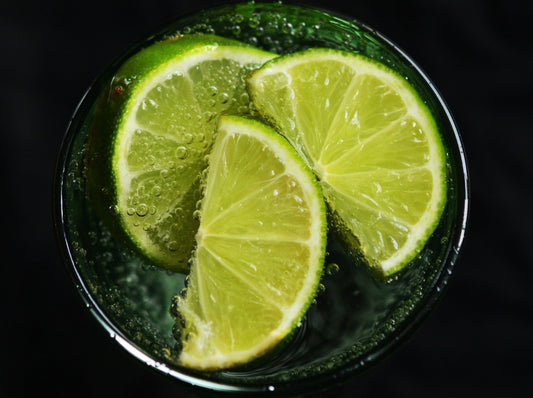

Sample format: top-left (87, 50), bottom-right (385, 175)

top-left (6, 0), bottom-right (532, 397)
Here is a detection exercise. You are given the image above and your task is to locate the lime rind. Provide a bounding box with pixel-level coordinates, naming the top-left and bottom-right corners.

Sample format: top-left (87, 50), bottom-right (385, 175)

top-left (176, 115), bottom-right (327, 370)
top-left (247, 48), bottom-right (447, 278)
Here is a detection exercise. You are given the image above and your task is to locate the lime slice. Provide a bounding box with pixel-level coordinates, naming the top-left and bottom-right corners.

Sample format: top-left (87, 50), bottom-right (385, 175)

top-left (101, 34), bottom-right (276, 272)
top-left (247, 48), bottom-right (447, 278)
top-left (175, 115), bottom-right (326, 370)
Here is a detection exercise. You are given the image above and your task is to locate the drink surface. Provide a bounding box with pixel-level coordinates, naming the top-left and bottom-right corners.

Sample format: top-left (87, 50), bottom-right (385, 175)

top-left (56, 2), bottom-right (468, 393)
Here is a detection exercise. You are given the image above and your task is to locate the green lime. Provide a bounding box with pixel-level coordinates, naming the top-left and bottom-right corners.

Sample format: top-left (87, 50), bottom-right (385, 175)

top-left (247, 48), bottom-right (447, 278)
top-left (175, 115), bottom-right (327, 370)
top-left (88, 34), bottom-right (276, 273)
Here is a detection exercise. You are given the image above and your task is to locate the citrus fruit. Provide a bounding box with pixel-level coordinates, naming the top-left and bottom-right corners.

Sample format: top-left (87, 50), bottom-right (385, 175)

top-left (247, 48), bottom-right (447, 278)
top-left (88, 34), bottom-right (276, 273)
top-left (174, 115), bottom-right (327, 370)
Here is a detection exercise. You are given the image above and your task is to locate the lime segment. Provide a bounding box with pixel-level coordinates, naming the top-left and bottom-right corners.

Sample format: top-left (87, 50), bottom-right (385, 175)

top-left (108, 34), bottom-right (276, 272)
top-left (247, 48), bottom-right (447, 278)
top-left (175, 115), bottom-right (327, 370)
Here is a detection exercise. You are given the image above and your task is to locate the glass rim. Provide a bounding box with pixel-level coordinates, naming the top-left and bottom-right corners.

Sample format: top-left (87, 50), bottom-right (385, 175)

top-left (53, 2), bottom-right (470, 395)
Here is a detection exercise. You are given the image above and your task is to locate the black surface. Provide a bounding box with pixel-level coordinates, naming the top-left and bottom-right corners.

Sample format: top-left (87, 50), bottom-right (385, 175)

top-left (7, 0), bottom-right (532, 397)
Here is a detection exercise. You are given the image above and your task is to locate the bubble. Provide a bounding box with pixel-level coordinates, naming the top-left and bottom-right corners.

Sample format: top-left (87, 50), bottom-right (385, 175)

top-left (176, 146), bottom-right (188, 159)
top-left (237, 105), bottom-right (249, 114)
top-left (168, 241), bottom-right (179, 251)
top-left (127, 207), bottom-right (135, 216)
top-left (160, 169), bottom-right (169, 178)
top-left (136, 203), bottom-right (149, 217)
top-left (231, 24), bottom-right (241, 36)
top-left (239, 92), bottom-right (249, 104)
top-left (193, 210), bottom-right (201, 220)
top-left (248, 18), bottom-right (259, 28)
top-left (162, 348), bottom-right (172, 359)
top-left (207, 86), bottom-right (218, 96)
top-left (202, 111), bottom-right (215, 122)
top-left (183, 133), bottom-right (193, 144)
top-left (150, 186), bottom-right (161, 197)
top-left (317, 283), bottom-right (326, 295)
top-left (281, 21), bottom-right (294, 34)
top-left (326, 263), bottom-right (340, 275)
top-left (219, 92), bottom-right (230, 104)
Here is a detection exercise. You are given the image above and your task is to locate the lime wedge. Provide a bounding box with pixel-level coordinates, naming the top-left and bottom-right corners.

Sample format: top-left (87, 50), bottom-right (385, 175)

top-left (247, 48), bottom-right (447, 278)
top-left (95, 34), bottom-right (276, 272)
top-left (175, 115), bottom-right (326, 370)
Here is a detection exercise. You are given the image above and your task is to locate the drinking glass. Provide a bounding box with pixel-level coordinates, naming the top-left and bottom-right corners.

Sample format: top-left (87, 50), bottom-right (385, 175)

top-left (54, 2), bottom-right (469, 395)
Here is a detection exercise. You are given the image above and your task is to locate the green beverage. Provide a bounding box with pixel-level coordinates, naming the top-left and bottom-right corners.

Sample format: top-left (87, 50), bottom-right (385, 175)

top-left (54, 2), bottom-right (468, 395)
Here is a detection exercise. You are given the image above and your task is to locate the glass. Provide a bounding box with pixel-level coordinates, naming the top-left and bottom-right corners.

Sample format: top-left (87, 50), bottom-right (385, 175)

top-left (54, 2), bottom-right (469, 395)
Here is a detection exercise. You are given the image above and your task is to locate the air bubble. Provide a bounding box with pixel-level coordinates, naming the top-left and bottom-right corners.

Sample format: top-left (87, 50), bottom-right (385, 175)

top-left (248, 16), bottom-right (259, 28)
top-left (231, 25), bottom-right (241, 36)
top-left (184, 133), bottom-right (193, 144)
top-left (176, 146), bottom-right (188, 159)
top-left (207, 86), bottom-right (218, 96)
top-left (326, 263), bottom-right (340, 275)
top-left (317, 283), bottom-right (326, 295)
top-left (239, 92), bottom-right (249, 103)
top-left (219, 92), bottom-right (230, 104)
top-left (281, 21), bottom-right (294, 34)
top-left (195, 199), bottom-right (202, 210)
top-left (136, 204), bottom-right (148, 217)
top-left (203, 111), bottom-right (215, 122)
top-left (152, 186), bottom-right (161, 196)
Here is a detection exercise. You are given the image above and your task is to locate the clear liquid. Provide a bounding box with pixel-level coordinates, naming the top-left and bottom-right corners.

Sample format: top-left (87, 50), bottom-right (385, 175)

top-left (58, 2), bottom-right (466, 392)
